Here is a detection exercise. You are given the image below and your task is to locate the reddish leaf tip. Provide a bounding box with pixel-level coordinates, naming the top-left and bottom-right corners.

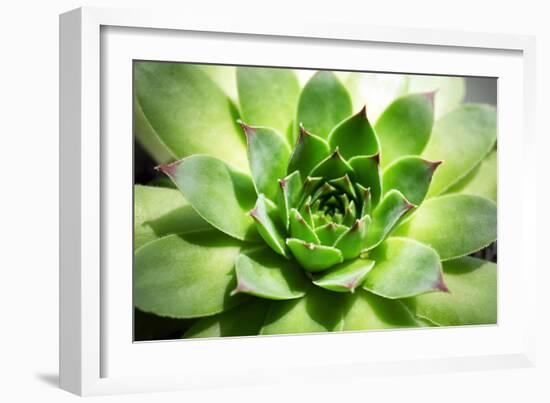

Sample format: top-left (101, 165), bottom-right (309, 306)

top-left (331, 147), bottom-right (343, 159)
top-left (298, 122), bottom-right (311, 139)
top-left (428, 159), bottom-right (444, 172)
top-left (351, 218), bottom-right (364, 231)
top-left (230, 282), bottom-right (251, 296)
top-left (370, 153), bottom-right (381, 165)
top-left (304, 242), bottom-right (316, 250)
top-left (435, 274), bottom-right (450, 293)
top-left (293, 209), bottom-right (305, 223)
top-left (238, 120), bottom-right (256, 137)
top-left (156, 160), bottom-right (182, 177)
top-left (423, 90), bottom-right (438, 105)
top-left (278, 178), bottom-right (286, 189)
top-left (249, 207), bottom-right (259, 219)
top-left (344, 279), bottom-right (359, 293)
top-left (358, 104), bottom-right (368, 118)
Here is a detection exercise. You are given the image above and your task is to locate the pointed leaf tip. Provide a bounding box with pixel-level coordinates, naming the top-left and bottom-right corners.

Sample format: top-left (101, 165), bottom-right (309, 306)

top-left (351, 218), bottom-right (364, 231)
top-left (230, 283), bottom-right (251, 297)
top-left (405, 200), bottom-right (417, 211)
top-left (359, 104), bottom-right (368, 118)
top-left (423, 90), bottom-right (438, 105)
top-left (298, 122), bottom-right (309, 138)
top-left (371, 153), bottom-right (381, 165)
top-left (428, 159), bottom-right (444, 172)
top-left (436, 273), bottom-right (450, 293)
top-left (157, 160), bottom-right (182, 177)
top-left (237, 120), bottom-right (256, 137)
top-left (304, 242), bottom-right (316, 250)
top-left (331, 147), bottom-right (342, 159)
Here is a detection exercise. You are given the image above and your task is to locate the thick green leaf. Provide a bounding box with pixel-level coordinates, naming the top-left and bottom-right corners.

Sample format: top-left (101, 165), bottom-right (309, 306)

top-left (134, 99), bottom-right (176, 164)
top-left (405, 75), bottom-right (465, 118)
top-left (159, 155), bottom-right (258, 241)
top-left (364, 237), bottom-right (446, 299)
top-left (251, 195), bottom-right (289, 258)
top-left (286, 238), bottom-right (344, 272)
top-left (277, 170), bottom-right (303, 229)
top-left (328, 106), bottom-right (379, 160)
top-left (237, 67), bottom-right (300, 142)
top-left (297, 71), bottom-right (353, 139)
top-left (405, 256), bottom-right (497, 326)
top-left (423, 104), bottom-right (497, 196)
top-left (382, 157), bottom-right (442, 205)
top-left (349, 155), bottom-right (382, 206)
top-left (342, 290), bottom-right (418, 330)
top-left (315, 223), bottom-right (348, 246)
top-left (287, 126), bottom-right (331, 181)
top-left (364, 190), bottom-right (414, 251)
top-left (185, 299), bottom-right (271, 338)
top-left (311, 148), bottom-right (353, 180)
top-left (134, 185), bottom-right (210, 249)
top-left (289, 208), bottom-right (320, 244)
top-left (299, 198), bottom-right (316, 229)
top-left (445, 149), bottom-right (497, 202)
top-left (375, 93), bottom-right (435, 167)
top-left (134, 231), bottom-right (246, 318)
top-left (233, 247), bottom-right (309, 300)
top-left (394, 194), bottom-right (497, 260)
top-left (202, 65), bottom-right (238, 102)
top-left (261, 285), bottom-right (346, 334)
top-left (134, 62), bottom-right (248, 170)
top-left (240, 123), bottom-right (291, 200)
top-left (333, 217), bottom-right (370, 259)
top-left (314, 259), bottom-right (375, 293)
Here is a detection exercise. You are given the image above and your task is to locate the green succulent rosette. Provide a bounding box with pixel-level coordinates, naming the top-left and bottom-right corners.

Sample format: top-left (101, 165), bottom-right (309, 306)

top-left (134, 63), bottom-right (497, 338)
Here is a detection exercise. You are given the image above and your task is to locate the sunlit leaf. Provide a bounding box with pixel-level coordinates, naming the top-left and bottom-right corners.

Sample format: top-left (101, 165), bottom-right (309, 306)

top-left (394, 194), bottom-right (497, 260)
top-left (159, 155), bottom-right (258, 241)
top-left (134, 231), bottom-right (247, 318)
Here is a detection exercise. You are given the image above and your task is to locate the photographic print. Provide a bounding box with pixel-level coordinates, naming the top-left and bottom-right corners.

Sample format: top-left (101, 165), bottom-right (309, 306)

top-left (133, 62), bottom-right (497, 341)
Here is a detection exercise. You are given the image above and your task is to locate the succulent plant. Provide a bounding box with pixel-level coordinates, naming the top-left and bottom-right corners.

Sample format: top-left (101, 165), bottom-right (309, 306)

top-left (134, 63), bottom-right (497, 338)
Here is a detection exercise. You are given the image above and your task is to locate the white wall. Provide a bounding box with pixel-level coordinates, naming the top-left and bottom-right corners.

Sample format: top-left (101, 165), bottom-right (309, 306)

top-left (1, 1), bottom-right (548, 402)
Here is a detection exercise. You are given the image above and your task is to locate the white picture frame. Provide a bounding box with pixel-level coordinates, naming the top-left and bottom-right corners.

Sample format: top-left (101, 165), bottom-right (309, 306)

top-left (59, 6), bottom-right (537, 396)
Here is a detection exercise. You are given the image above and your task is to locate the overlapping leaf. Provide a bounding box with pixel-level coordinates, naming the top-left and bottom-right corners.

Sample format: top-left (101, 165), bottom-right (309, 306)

top-left (394, 194), bottom-right (497, 260)
top-left (134, 62), bottom-right (248, 170)
top-left (159, 155), bottom-right (258, 241)
top-left (135, 65), bottom-right (498, 338)
top-left (297, 71), bottom-right (352, 139)
top-left (134, 231), bottom-right (246, 318)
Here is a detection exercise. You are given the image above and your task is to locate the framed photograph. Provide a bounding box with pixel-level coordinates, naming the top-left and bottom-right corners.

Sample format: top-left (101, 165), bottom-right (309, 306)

top-left (60, 7), bottom-right (537, 396)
